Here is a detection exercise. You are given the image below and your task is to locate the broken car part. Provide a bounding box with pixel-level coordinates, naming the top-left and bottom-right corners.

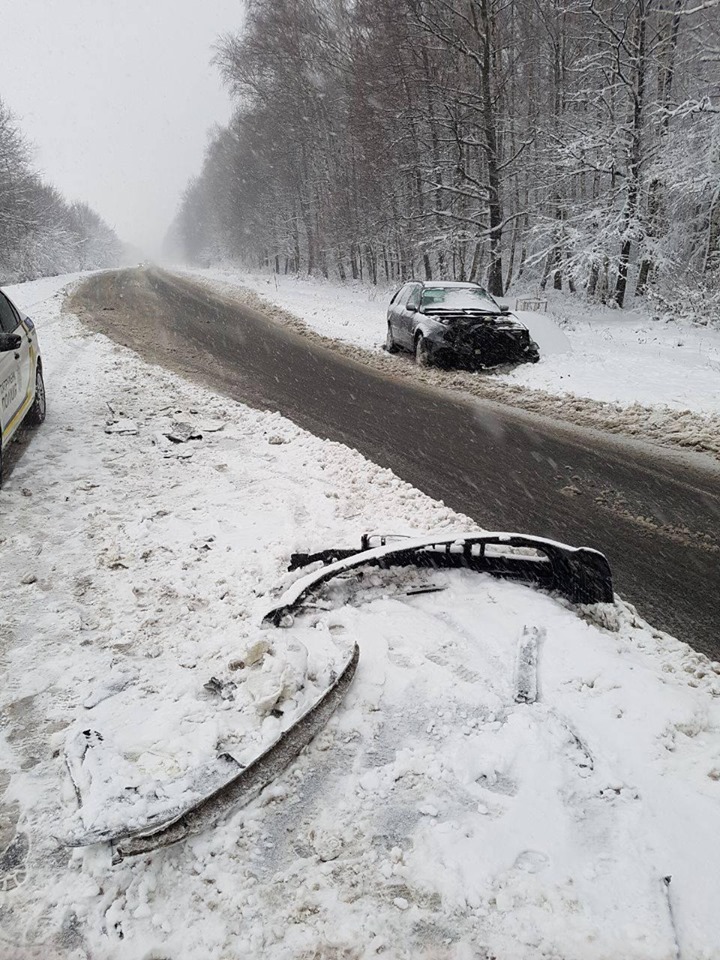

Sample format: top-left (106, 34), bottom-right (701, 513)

top-left (66, 643), bottom-right (359, 859)
top-left (266, 531), bottom-right (613, 626)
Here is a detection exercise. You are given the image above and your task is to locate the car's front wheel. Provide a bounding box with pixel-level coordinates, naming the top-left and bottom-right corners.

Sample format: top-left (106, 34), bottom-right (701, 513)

top-left (415, 335), bottom-right (432, 367)
top-left (385, 322), bottom-right (398, 354)
top-left (27, 365), bottom-right (46, 425)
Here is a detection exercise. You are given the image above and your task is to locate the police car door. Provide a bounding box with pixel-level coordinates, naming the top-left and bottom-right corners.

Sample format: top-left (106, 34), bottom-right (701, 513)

top-left (0, 291), bottom-right (29, 437)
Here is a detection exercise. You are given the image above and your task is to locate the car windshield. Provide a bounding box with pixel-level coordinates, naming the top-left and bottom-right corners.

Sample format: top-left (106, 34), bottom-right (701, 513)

top-left (421, 286), bottom-right (501, 312)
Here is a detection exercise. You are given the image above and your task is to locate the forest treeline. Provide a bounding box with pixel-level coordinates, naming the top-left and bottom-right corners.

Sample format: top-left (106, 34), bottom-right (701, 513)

top-left (171, 0), bottom-right (720, 315)
top-left (0, 97), bottom-right (121, 284)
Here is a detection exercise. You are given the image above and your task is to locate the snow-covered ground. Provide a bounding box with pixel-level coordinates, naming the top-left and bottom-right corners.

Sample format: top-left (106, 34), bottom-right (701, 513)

top-left (185, 266), bottom-right (720, 419)
top-left (2, 274), bottom-right (720, 959)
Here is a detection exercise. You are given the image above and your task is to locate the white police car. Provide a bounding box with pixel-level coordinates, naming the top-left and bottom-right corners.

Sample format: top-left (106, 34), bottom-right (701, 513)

top-left (0, 287), bottom-right (45, 485)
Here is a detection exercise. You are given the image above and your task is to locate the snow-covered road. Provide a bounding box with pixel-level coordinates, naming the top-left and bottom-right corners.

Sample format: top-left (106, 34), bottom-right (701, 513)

top-left (1, 275), bottom-right (720, 959)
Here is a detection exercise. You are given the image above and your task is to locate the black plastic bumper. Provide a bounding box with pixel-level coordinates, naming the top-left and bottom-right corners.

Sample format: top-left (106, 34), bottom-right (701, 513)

top-left (266, 532), bottom-right (614, 625)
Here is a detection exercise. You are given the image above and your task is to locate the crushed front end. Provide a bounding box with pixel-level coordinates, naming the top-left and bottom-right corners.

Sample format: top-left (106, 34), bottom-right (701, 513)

top-left (427, 310), bottom-right (540, 368)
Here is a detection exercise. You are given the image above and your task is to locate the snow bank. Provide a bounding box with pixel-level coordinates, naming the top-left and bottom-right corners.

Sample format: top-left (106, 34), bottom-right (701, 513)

top-left (505, 294), bottom-right (720, 416)
top-left (1, 275), bottom-right (720, 959)
top-left (511, 308), bottom-right (572, 356)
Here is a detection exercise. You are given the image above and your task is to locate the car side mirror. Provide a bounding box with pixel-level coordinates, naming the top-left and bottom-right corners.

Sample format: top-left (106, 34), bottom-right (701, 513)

top-left (406, 303), bottom-right (418, 313)
top-left (500, 304), bottom-right (510, 314)
top-left (0, 333), bottom-right (22, 353)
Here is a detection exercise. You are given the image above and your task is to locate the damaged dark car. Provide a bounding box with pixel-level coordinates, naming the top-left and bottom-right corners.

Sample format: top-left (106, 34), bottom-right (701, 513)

top-left (385, 280), bottom-right (540, 369)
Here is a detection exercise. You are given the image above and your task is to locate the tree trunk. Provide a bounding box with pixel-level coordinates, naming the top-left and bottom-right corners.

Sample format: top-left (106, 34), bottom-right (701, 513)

top-left (478, 0), bottom-right (504, 296)
top-left (705, 185), bottom-right (720, 274)
top-left (636, 0), bottom-right (682, 295)
top-left (614, 1), bottom-right (651, 308)
top-left (469, 241), bottom-right (484, 283)
top-left (588, 261), bottom-right (599, 298)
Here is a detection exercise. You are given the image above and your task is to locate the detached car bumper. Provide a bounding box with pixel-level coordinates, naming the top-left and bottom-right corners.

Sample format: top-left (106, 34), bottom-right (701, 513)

top-left (268, 531), bottom-right (614, 624)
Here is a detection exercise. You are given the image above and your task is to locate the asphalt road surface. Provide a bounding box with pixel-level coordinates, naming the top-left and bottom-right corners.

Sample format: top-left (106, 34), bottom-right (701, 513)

top-left (68, 268), bottom-right (720, 658)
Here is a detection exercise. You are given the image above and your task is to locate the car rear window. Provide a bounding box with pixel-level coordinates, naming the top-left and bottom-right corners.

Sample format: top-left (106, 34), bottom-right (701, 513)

top-left (421, 287), bottom-right (500, 312)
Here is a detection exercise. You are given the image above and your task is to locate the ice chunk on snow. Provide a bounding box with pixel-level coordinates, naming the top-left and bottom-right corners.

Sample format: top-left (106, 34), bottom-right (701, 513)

top-left (514, 625), bottom-right (545, 704)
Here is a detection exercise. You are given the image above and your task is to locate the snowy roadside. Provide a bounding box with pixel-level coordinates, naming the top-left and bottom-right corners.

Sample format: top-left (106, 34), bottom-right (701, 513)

top-left (182, 266), bottom-right (720, 460)
top-left (1, 275), bottom-right (720, 959)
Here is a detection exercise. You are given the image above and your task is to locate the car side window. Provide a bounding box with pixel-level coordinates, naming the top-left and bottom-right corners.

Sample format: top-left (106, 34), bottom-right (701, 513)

top-left (406, 285), bottom-right (422, 310)
top-left (391, 283), bottom-right (411, 307)
top-left (0, 292), bottom-right (19, 333)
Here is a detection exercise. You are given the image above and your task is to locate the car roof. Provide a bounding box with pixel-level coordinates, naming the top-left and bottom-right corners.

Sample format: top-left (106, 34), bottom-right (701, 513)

top-left (420, 281), bottom-right (482, 289)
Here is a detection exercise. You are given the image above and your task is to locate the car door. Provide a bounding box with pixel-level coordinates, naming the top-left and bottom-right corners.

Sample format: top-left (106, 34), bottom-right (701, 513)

top-left (388, 283), bottom-right (411, 347)
top-left (0, 291), bottom-right (30, 438)
top-left (404, 283), bottom-right (422, 342)
top-left (396, 283), bottom-right (422, 347)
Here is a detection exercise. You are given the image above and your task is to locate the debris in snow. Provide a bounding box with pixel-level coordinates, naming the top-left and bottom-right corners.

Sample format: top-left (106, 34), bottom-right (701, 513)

top-left (65, 728), bottom-right (105, 802)
top-left (64, 738), bottom-right (244, 848)
top-left (203, 676), bottom-right (237, 700)
top-left (244, 669), bottom-right (286, 715)
top-left (104, 418), bottom-right (138, 435)
top-left (515, 625), bottom-right (545, 704)
top-left (110, 643), bottom-right (359, 860)
top-left (229, 637), bottom-right (269, 670)
top-left (164, 421), bottom-right (203, 443)
top-left (662, 875), bottom-right (682, 960)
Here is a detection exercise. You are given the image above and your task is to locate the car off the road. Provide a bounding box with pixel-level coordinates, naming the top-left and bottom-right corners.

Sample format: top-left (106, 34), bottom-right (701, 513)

top-left (385, 280), bottom-right (540, 368)
top-left (0, 288), bottom-right (45, 485)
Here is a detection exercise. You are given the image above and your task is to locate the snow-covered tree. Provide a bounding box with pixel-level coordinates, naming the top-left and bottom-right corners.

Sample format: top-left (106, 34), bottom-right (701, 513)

top-left (172, 0), bottom-right (720, 319)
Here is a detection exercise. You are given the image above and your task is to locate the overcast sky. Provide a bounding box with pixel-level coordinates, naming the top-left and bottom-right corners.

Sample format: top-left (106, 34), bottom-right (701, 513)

top-left (0, 0), bottom-right (243, 255)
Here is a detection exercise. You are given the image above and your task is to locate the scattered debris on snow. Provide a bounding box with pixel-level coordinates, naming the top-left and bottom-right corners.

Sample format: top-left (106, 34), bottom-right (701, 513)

top-left (104, 418), bottom-right (139, 435)
top-left (163, 420), bottom-right (203, 443)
